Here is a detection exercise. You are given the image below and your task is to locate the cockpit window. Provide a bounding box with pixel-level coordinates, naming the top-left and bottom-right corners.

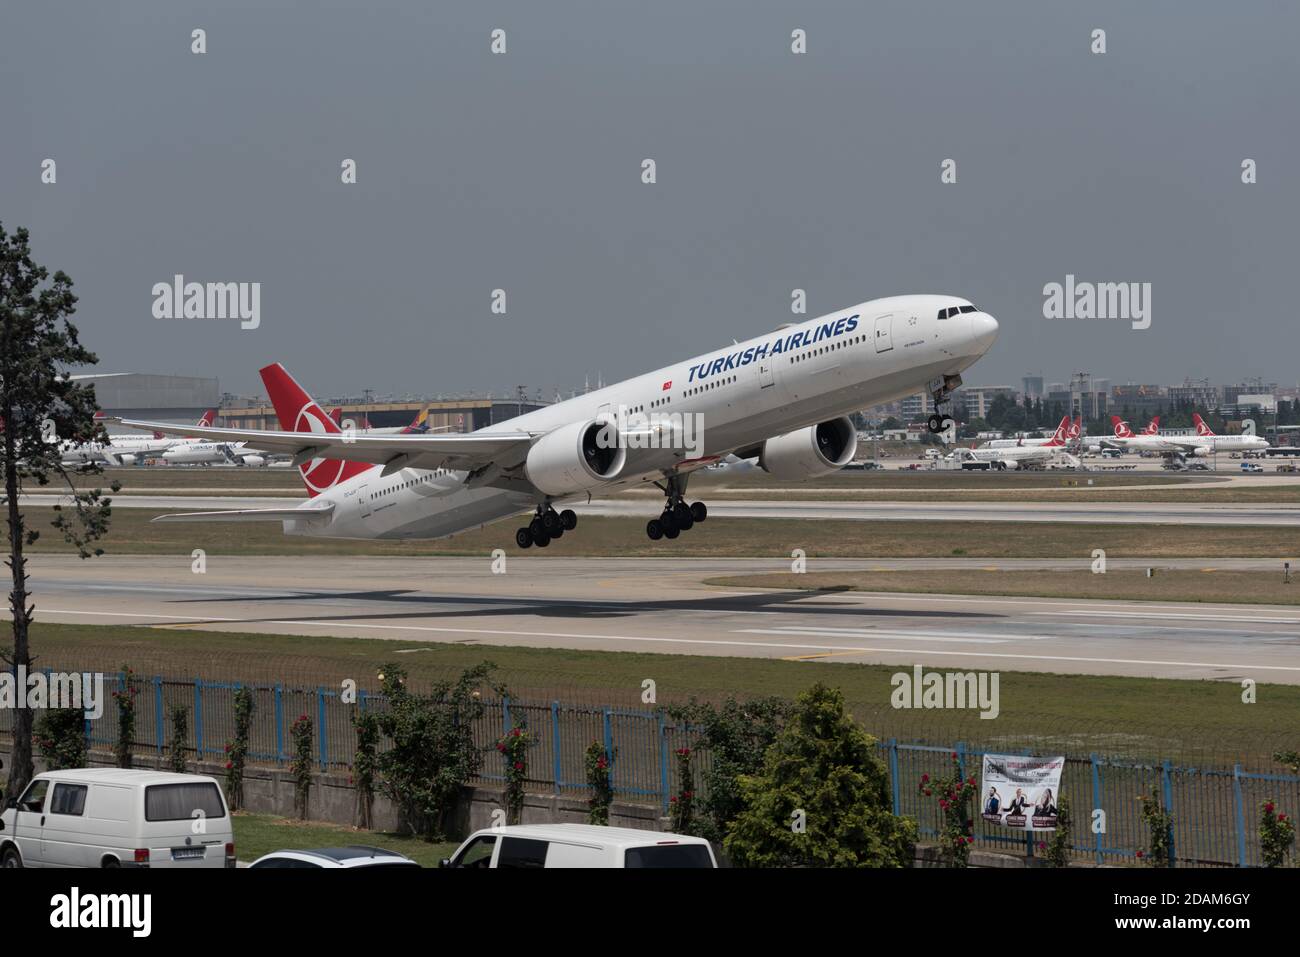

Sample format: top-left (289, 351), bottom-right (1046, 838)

top-left (959, 305), bottom-right (977, 314)
top-left (937, 308), bottom-right (951, 319)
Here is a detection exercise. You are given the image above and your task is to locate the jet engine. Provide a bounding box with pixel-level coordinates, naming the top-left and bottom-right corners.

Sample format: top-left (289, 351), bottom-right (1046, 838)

top-left (525, 419), bottom-right (627, 496)
top-left (758, 416), bottom-right (858, 480)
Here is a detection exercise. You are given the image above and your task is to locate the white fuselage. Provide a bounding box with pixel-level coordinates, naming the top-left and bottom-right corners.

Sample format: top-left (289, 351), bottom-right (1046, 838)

top-left (958, 444), bottom-right (1062, 467)
top-left (283, 295), bottom-right (998, 540)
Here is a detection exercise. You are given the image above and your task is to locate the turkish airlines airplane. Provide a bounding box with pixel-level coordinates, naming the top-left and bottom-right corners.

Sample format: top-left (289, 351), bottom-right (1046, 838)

top-left (979, 416), bottom-right (1071, 450)
top-left (957, 422), bottom-right (1071, 470)
top-left (116, 296), bottom-right (998, 546)
top-left (1158, 413), bottom-right (1271, 456)
top-left (1103, 416), bottom-right (1176, 452)
top-left (62, 409), bottom-right (216, 465)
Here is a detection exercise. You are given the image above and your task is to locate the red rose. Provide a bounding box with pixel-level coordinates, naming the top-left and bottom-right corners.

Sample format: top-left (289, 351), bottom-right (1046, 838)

top-left (951, 752), bottom-right (958, 760)
top-left (1265, 802), bottom-right (1275, 813)
top-left (513, 762), bottom-right (523, 771)
top-left (920, 773), bottom-right (929, 784)
top-left (924, 789), bottom-right (932, 796)
top-left (1280, 813), bottom-right (1288, 822)
top-left (225, 761), bottom-right (233, 770)
top-left (966, 837), bottom-right (974, 845)
top-left (1136, 850), bottom-right (1144, 858)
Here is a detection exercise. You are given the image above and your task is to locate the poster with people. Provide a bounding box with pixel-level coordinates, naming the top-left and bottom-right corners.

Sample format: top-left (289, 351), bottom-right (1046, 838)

top-left (979, 753), bottom-right (1065, 831)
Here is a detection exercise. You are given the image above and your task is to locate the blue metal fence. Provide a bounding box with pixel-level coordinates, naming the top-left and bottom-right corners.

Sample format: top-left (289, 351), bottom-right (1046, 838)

top-left (3, 669), bottom-right (1296, 867)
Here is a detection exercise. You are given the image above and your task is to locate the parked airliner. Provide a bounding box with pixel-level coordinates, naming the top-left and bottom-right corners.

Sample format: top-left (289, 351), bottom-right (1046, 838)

top-left (115, 296), bottom-right (998, 546)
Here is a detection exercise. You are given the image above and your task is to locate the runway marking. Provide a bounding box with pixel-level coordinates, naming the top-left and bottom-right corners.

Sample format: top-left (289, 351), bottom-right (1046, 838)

top-left (1033, 610), bottom-right (1300, 625)
top-left (741, 627), bottom-right (1025, 645)
top-left (25, 608), bottom-right (1300, 673)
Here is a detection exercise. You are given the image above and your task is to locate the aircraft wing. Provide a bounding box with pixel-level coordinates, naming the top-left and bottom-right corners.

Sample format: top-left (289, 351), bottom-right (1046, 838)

top-left (111, 418), bottom-right (534, 474)
top-left (152, 502), bottom-right (335, 523)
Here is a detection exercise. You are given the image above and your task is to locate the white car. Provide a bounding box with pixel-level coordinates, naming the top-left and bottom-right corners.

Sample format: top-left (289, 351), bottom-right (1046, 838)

top-left (0, 768), bottom-right (234, 868)
top-left (441, 824), bottom-right (717, 869)
top-left (248, 846), bottom-right (420, 869)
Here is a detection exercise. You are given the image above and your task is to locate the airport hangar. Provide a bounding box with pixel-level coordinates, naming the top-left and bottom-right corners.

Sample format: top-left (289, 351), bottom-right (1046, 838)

top-left (75, 371), bottom-right (550, 435)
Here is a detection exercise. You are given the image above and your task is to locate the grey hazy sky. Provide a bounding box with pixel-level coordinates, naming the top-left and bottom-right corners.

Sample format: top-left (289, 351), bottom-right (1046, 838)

top-left (3, 1), bottom-right (1297, 398)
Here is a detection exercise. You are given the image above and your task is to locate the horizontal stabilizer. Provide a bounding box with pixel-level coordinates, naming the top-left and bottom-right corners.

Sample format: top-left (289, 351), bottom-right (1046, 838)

top-left (151, 503), bottom-right (335, 524)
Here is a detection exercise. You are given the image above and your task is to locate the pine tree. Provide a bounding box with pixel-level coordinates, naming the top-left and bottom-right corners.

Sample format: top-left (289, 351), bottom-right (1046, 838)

top-left (1, 223), bottom-right (117, 798)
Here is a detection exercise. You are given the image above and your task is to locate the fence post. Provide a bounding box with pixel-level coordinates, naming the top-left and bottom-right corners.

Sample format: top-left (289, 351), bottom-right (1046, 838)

top-left (888, 739), bottom-right (900, 814)
top-left (603, 707), bottom-right (613, 787)
top-left (659, 711), bottom-right (670, 811)
top-left (502, 695), bottom-right (512, 733)
top-left (317, 686), bottom-right (328, 770)
top-left (1233, 764), bottom-right (1247, 867)
top-left (955, 741), bottom-right (966, 781)
top-left (274, 684), bottom-right (284, 764)
top-left (551, 701), bottom-right (561, 793)
top-left (153, 676), bottom-right (164, 756)
top-left (1090, 753), bottom-right (1104, 865)
top-left (1162, 760), bottom-right (1176, 868)
top-left (194, 678), bottom-right (204, 762)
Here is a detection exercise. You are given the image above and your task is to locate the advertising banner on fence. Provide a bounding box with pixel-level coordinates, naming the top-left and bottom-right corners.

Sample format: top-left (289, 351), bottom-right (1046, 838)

top-left (980, 753), bottom-right (1064, 831)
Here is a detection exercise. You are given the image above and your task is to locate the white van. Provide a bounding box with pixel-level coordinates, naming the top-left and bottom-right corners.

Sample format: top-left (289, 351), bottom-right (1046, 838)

top-left (441, 824), bottom-right (717, 869)
top-left (0, 768), bottom-right (235, 868)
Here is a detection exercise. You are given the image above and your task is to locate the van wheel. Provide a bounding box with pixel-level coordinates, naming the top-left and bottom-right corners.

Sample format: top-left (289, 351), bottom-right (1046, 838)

top-left (1, 846), bottom-right (22, 868)
top-left (102, 857), bottom-right (121, 868)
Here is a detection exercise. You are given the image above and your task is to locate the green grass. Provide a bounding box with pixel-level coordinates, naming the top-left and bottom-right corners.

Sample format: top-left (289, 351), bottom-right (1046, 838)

top-left (232, 812), bottom-right (457, 867)
top-left (704, 568), bottom-right (1300, 605)
top-left (19, 508), bottom-right (1300, 557)
top-left (21, 621), bottom-right (1300, 767)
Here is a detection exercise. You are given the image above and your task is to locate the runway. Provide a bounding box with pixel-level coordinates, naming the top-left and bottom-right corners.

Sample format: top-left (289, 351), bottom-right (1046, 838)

top-left (19, 555), bottom-right (1300, 683)
top-left (19, 494), bottom-right (1300, 526)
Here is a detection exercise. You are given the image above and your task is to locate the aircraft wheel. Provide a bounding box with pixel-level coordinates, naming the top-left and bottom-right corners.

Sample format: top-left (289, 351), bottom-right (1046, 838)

top-left (646, 519), bottom-right (664, 541)
top-left (927, 413), bottom-right (944, 433)
top-left (534, 531), bottom-right (551, 548)
top-left (690, 501), bottom-right (707, 522)
top-left (550, 525), bottom-right (563, 539)
top-left (529, 517), bottom-right (545, 538)
top-left (663, 522), bottom-right (680, 539)
top-left (542, 510), bottom-right (562, 533)
top-left (515, 528), bottom-right (533, 549)
top-left (560, 509), bottom-right (577, 531)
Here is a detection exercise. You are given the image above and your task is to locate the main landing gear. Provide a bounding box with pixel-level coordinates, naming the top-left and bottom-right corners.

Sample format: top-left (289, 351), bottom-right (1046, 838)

top-left (646, 499), bottom-right (707, 541)
top-left (515, 504), bottom-right (577, 549)
top-left (645, 473), bottom-right (707, 541)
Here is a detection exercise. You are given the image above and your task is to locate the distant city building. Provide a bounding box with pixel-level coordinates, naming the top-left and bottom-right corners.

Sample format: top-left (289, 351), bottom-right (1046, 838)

top-left (900, 392), bottom-right (937, 420)
top-left (1022, 375), bottom-right (1044, 399)
top-left (959, 386), bottom-right (1017, 419)
top-left (1168, 380), bottom-right (1222, 410)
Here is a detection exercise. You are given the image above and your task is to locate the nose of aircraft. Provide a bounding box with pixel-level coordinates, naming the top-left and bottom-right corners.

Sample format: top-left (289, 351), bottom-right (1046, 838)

top-left (967, 311), bottom-right (999, 355)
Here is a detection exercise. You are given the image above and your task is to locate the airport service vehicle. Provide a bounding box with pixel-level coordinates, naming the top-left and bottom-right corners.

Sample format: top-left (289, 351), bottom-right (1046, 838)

top-left (0, 769), bottom-right (234, 869)
top-left (441, 824), bottom-right (717, 868)
top-left (115, 295), bottom-right (998, 546)
top-left (248, 846), bottom-right (420, 869)
top-left (1241, 461), bottom-right (1264, 473)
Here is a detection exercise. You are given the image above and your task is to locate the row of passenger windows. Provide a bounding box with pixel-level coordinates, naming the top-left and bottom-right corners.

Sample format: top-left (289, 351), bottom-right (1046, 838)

top-left (790, 334), bottom-right (866, 363)
top-left (684, 374), bottom-right (737, 397)
top-left (938, 305), bottom-right (979, 319)
top-left (370, 469), bottom-right (450, 501)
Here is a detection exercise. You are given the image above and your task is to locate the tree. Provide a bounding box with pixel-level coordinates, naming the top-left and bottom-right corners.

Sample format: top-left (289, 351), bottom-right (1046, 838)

top-left (372, 661), bottom-right (500, 840)
top-left (1, 223), bottom-right (117, 798)
top-left (667, 695), bottom-right (793, 842)
top-left (723, 684), bottom-right (916, 867)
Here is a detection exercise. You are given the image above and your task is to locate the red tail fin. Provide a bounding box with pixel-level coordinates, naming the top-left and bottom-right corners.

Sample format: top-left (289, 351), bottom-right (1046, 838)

top-left (196, 409), bottom-right (216, 428)
top-left (1069, 416), bottom-right (1082, 440)
top-left (1193, 413), bottom-right (1216, 437)
top-left (1140, 416), bottom-right (1160, 435)
top-left (260, 363), bottom-right (372, 497)
top-left (1111, 415), bottom-right (1134, 438)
